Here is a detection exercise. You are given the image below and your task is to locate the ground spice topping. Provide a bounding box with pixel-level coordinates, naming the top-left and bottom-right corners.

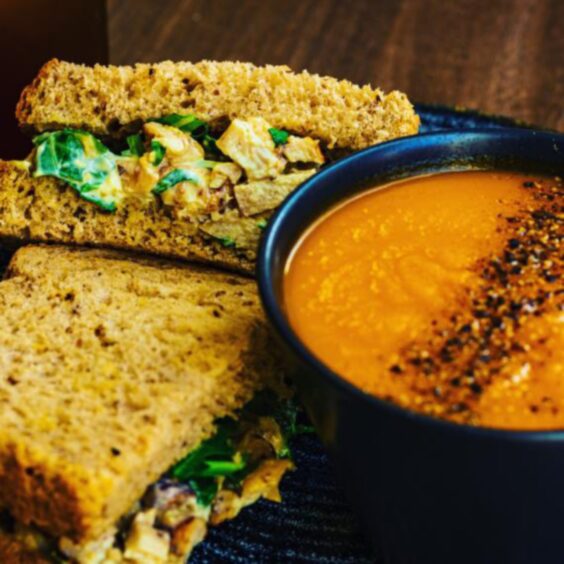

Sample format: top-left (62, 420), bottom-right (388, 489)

top-left (389, 177), bottom-right (563, 425)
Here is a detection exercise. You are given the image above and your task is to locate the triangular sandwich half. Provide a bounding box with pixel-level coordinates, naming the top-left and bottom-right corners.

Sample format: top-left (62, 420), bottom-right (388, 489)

top-left (0, 245), bottom-right (295, 563)
top-left (0, 59), bottom-right (419, 274)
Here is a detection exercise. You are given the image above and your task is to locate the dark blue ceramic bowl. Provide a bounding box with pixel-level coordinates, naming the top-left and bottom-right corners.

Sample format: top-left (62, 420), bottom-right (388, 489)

top-left (258, 129), bottom-right (564, 564)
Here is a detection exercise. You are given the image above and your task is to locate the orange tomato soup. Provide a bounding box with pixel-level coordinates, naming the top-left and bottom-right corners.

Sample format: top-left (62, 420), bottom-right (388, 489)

top-left (284, 171), bottom-right (563, 429)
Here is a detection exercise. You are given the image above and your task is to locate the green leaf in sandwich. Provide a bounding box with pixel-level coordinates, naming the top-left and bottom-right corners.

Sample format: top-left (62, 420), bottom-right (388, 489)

top-left (152, 168), bottom-right (203, 194)
top-left (149, 140), bottom-right (166, 165)
top-left (171, 419), bottom-right (246, 506)
top-left (123, 133), bottom-right (145, 157)
top-left (33, 129), bottom-right (123, 212)
top-left (170, 390), bottom-right (311, 508)
top-left (155, 113), bottom-right (209, 139)
top-left (268, 127), bottom-right (290, 146)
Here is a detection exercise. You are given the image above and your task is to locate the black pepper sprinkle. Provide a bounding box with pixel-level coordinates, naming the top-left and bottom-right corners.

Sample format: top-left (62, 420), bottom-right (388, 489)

top-left (111, 447), bottom-right (121, 456)
top-left (388, 176), bottom-right (563, 425)
top-left (471, 308), bottom-right (483, 318)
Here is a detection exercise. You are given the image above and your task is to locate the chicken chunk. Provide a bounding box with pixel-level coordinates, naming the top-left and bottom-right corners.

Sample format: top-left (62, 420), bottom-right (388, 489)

top-left (144, 122), bottom-right (205, 167)
top-left (216, 118), bottom-right (285, 180)
top-left (210, 162), bottom-right (244, 189)
top-left (159, 167), bottom-right (211, 217)
top-left (282, 135), bottom-right (325, 164)
top-left (124, 509), bottom-right (171, 564)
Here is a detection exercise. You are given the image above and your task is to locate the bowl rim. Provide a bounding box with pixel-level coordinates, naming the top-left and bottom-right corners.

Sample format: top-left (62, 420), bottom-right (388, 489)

top-left (257, 127), bottom-right (564, 442)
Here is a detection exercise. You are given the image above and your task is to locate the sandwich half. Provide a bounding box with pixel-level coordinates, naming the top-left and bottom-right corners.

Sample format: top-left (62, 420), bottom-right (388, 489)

top-left (0, 245), bottom-right (296, 563)
top-left (0, 59), bottom-right (419, 274)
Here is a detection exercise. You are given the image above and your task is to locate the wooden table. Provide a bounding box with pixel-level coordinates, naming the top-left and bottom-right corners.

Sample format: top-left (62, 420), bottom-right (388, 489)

top-left (109, 0), bottom-right (563, 130)
top-left (1, 0), bottom-right (562, 159)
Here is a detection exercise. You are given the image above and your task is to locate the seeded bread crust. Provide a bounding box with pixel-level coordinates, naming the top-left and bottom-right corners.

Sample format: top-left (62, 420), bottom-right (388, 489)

top-left (0, 245), bottom-right (281, 545)
top-left (0, 161), bottom-right (254, 274)
top-left (16, 59), bottom-right (419, 150)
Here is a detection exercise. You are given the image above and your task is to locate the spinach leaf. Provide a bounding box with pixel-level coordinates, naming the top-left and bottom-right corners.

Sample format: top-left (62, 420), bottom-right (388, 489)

top-left (152, 168), bottom-right (201, 194)
top-left (186, 477), bottom-right (219, 508)
top-left (33, 129), bottom-right (121, 212)
top-left (218, 237), bottom-right (236, 248)
top-left (149, 140), bottom-right (166, 165)
top-left (124, 133), bottom-right (145, 157)
top-left (171, 421), bottom-right (239, 479)
top-left (79, 190), bottom-right (119, 212)
top-left (156, 114), bottom-right (209, 139)
top-left (171, 418), bottom-right (246, 506)
top-left (268, 127), bottom-right (290, 146)
top-left (169, 392), bottom-right (311, 507)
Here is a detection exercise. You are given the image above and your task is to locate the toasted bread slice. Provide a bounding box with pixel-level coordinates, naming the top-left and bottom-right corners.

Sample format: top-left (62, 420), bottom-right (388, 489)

top-left (0, 245), bottom-right (279, 545)
top-left (17, 59), bottom-right (419, 150)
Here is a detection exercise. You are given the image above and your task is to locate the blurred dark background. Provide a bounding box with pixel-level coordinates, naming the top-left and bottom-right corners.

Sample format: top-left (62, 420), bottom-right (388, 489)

top-left (1, 0), bottom-right (562, 158)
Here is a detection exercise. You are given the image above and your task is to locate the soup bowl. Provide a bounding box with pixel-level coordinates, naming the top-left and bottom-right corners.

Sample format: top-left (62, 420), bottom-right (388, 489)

top-left (257, 129), bottom-right (564, 564)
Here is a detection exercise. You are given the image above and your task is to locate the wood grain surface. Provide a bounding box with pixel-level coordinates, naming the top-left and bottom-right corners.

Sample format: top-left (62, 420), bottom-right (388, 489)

top-left (0, 0), bottom-right (107, 158)
top-left (108, 0), bottom-right (563, 131)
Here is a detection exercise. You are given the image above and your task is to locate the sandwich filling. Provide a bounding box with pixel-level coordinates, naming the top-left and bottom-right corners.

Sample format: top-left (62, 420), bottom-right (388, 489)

top-left (1, 391), bottom-right (308, 564)
top-left (28, 115), bottom-right (326, 252)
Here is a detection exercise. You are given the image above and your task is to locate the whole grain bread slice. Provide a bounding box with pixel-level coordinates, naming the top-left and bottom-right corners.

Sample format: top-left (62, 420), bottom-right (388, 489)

top-left (0, 245), bottom-right (281, 544)
top-left (0, 161), bottom-right (255, 274)
top-left (3, 60), bottom-right (419, 274)
top-left (17, 59), bottom-right (419, 150)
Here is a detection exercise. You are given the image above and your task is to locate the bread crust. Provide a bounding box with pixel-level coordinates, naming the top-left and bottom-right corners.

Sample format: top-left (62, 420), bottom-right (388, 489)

top-left (16, 59), bottom-right (419, 150)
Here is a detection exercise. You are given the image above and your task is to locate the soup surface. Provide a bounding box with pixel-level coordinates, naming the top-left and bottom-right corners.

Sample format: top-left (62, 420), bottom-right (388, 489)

top-left (284, 171), bottom-right (563, 429)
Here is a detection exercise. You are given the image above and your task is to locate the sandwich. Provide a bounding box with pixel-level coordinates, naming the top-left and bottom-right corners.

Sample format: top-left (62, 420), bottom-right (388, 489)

top-left (0, 245), bottom-right (298, 563)
top-left (0, 59), bottom-right (419, 274)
